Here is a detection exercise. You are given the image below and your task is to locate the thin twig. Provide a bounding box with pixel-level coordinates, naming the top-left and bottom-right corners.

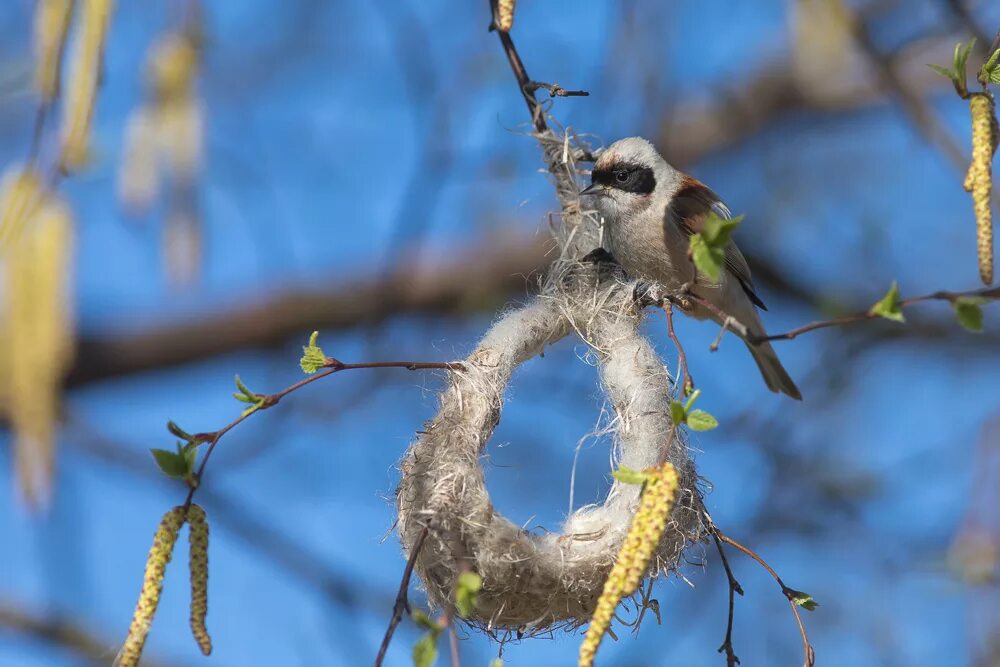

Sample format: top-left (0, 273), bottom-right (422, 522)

top-left (679, 283), bottom-right (1000, 350)
top-left (663, 302), bottom-right (693, 395)
top-left (448, 625), bottom-right (461, 667)
top-left (716, 530), bottom-right (815, 667)
top-left (374, 524), bottom-right (430, 667)
top-left (181, 358), bottom-right (464, 510)
top-left (751, 285), bottom-right (1000, 345)
top-left (524, 81), bottom-right (589, 98)
top-left (490, 0), bottom-right (587, 134)
top-left (710, 529), bottom-right (743, 667)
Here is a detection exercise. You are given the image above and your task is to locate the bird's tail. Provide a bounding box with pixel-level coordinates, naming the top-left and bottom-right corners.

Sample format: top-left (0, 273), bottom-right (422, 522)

top-left (746, 340), bottom-right (802, 400)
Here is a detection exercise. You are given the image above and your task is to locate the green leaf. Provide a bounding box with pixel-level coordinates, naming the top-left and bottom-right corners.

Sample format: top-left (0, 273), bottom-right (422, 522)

top-left (955, 38), bottom-right (976, 76)
top-left (953, 297), bottom-right (984, 332)
top-left (683, 388), bottom-right (701, 413)
top-left (412, 633), bottom-right (438, 667)
top-left (612, 466), bottom-right (649, 485)
top-left (669, 400), bottom-right (687, 426)
top-left (690, 214), bottom-right (743, 282)
top-left (299, 330), bottom-right (327, 374)
top-left (167, 420), bottom-right (194, 442)
top-left (702, 212), bottom-right (744, 247)
top-left (455, 571), bottom-right (482, 618)
top-left (411, 610), bottom-right (439, 632)
top-left (232, 374), bottom-right (259, 403)
top-left (233, 374), bottom-right (266, 415)
top-left (927, 63), bottom-right (959, 84)
top-left (868, 281), bottom-right (905, 323)
top-left (151, 448), bottom-right (191, 478)
top-left (689, 233), bottom-right (723, 282)
top-left (979, 49), bottom-right (1000, 83)
top-left (686, 409), bottom-right (719, 432)
top-left (181, 442), bottom-right (199, 472)
top-left (788, 589), bottom-right (819, 611)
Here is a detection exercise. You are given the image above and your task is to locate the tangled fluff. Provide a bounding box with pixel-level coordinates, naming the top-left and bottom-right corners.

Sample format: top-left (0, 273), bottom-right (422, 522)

top-left (395, 130), bottom-right (707, 632)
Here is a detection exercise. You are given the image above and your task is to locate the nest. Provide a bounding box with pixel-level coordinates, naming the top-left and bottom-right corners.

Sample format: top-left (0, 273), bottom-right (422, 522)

top-left (395, 130), bottom-right (706, 633)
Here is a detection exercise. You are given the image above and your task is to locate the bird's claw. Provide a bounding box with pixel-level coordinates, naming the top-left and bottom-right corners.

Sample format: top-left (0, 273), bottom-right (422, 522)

top-left (632, 281), bottom-right (666, 308)
top-left (581, 247), bottom-right (616, 265)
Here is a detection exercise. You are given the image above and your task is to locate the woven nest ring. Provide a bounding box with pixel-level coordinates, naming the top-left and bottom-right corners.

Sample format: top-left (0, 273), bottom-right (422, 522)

top-left (396, 267), bottom-right (704, 632)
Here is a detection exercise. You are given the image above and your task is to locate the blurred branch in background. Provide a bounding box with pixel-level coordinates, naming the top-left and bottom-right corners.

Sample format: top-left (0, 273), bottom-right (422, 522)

top-left (67, 235), bottom-right (549, 386)
top-left (0, 603), bottom-right (176, 667)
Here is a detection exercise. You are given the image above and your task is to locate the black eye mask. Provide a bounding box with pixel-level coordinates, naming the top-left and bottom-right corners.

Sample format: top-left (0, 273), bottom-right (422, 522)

top-left (591, 162), bottom-right (656, 195)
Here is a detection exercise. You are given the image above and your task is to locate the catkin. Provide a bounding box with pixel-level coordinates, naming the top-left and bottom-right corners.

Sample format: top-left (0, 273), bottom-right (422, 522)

top-left (0, 168), bottom-right (44, 250)
top-left (497, 0), bottom-right (515, 32)
top-left (3, 192), bottom-right (74, 505)
top-left (187, 504), bottom-right (212, 655)
top-left (34, 0), bottom-right (75, 103)
top-left (578, 464), bottom-right (679, 667)
top-left (117, 506), bottom-right (185, 667)
top-left (60, 0), bottom-right (114, 172)
top-left (966, 93), bottom-right (996, 285)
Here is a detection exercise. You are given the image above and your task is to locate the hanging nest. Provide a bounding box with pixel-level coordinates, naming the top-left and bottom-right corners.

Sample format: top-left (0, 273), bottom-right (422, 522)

top-left (395, 130), bottom-right (707, 633)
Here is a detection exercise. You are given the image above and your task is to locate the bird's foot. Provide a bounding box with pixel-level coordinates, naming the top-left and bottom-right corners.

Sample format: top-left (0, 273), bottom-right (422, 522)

top-left (581, 247), bottom-right (616, 265)
top-left (632, 281), bottom-right (667, 308)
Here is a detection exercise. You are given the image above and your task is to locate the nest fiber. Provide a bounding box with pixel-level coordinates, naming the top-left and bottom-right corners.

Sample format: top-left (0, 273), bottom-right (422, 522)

top-left (395, 131), bottom-right (705, 631)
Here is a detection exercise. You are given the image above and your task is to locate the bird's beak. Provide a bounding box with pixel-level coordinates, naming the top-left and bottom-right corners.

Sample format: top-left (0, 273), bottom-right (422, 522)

top-left (579, 183), bottom-right (603, 197)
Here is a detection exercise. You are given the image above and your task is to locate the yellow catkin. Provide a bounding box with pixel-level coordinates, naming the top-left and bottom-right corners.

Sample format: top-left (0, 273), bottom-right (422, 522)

top-left (966, 94), bottom-right (996, 285)
top-left (59, 0), bottom-right (114, 172)
top-left (187, 504), bottom-right (212, 655)
top-left (147, 32), bottom-right (198, 101)
top-left (4, 193), bottom-right (74, 505)
top-left (497, 0), bottom-right (515, 32)
top-left (0, 168), bottom-right (45, 250)
top-left (117, 107), bottom-right (160, 214)
top-left (34, 0), bottom-right (75, 103)
top-left (117, 507), bottom-right (186, 667)
top-left (578, 464), bottom-right (679, 667)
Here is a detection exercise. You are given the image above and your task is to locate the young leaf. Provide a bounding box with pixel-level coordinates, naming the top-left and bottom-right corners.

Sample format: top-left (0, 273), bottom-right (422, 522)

top-left (927, 63), bottom-right (958, 84)
top-left (683, 388), bottom-right (702, 413)
top-left (868, 281), bottom-right (905, 323)
top-left (686, 409), bottom-right (719, 432)
top-left (167, 419), bottom-right (194, 442)
top-left (151, 448), bottom-right (190, 478)
top-left (953, 297), bottom-right (984, 332)
top-left (702, 212), bottom-right (744, 246)
top-left (955, 38), bottom-right (976, 76)
top-left (981, 47), bottom-right (1000, 83)
top-left (787, 589), bottom-right (819, 611)
top-left (412, 633), bottom-right (438, 667)
top-left (669, 400), bottom-right (687, 426)
top-left (455, 571), bottom-right (482, 618)
top-left (612, 466), bottom-right (649, 485)
top-left (232, 374), bottom-right (258, 402)
top-left (181, 442), bottom-right (199, 472)
top-left (411, 610), bottom-right (439, 632)
top-left (300, 330), bottom-right (327, 374)
top-left (689, 233), bottom-right (723, 282)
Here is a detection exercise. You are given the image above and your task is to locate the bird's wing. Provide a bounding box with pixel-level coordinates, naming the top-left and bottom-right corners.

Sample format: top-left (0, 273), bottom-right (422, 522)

top-left (665, 176), bottom-right (767, 310)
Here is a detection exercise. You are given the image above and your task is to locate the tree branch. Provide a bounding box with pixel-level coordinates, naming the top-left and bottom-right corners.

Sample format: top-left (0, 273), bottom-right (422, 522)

top-left (67, 236), bottom-right (549, 387)
top-left (0, 604), bottom-right (176, 667)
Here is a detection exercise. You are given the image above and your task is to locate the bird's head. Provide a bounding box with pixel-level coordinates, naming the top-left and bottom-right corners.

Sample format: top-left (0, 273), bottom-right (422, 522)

top-left (580, 137), bottom-right (679, 222)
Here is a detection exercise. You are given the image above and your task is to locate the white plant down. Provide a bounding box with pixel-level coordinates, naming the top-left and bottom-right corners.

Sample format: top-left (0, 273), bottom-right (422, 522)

top-left (395, 129), bottom-right (706, 632)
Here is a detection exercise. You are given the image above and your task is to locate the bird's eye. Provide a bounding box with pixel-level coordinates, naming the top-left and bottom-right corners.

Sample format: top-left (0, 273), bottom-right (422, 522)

top-left (615, 170), bottom-right (629, 184)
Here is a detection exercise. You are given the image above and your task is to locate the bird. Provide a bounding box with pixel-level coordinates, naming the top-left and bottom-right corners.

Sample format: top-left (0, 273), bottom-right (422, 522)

top-left (579, 136), bottom-right (802, 400)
